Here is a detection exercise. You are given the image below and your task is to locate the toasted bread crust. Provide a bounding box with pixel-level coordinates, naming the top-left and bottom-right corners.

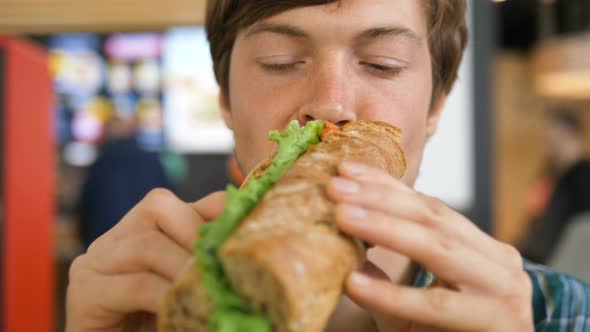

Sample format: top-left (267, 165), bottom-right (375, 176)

top-left (220, 121), bottom-right (406, 332)
top-left (158, 262), bottom-right (213, 332)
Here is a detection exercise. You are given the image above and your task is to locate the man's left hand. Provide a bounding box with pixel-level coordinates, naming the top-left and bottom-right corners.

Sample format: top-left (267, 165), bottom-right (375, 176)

top-left (326, 162), bottom-right (534, 332)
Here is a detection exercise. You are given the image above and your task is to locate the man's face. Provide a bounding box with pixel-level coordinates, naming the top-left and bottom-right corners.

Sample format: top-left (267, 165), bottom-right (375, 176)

top-left (220, 0), bottom-right (446, 186)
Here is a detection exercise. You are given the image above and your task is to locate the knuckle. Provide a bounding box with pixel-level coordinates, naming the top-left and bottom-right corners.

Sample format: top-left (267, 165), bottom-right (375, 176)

top-left (426, 287), bottom-right (452, 312)
top-left (503, 268), bottom-right (531, 298)
top-left (67, 256), bottom-right (94, 296)
top-left (146, 187), bottom-right (175, 200)
top-left (501, 243), bottom-right (523, 268)
top-left (86, 240), bottom-right (99, 254)
top-left (420, 194), bottom-right (448, 225)
top-left (132, 274), bottom-right (164, 306)
top-left (140, 188), bottom-right (180, 222)
top-left (133, 274), bottom-right (153, 293)
top-left (510, 268), bottom-right (527, 288)
top-left (365, 183), bottom-right (382, 202)
top-left (86, 233), bottom-right (109, 253)
top-left (126, 231), bottom-right (159, 265)
top-left (431, 233), bottom-right (457, 261)
top-left (143, 188), bottom-right (176, 214)
top-left (68, 254), bottom-right (87, 281)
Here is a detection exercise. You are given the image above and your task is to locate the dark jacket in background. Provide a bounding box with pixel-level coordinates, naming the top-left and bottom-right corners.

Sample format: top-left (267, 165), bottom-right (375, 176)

top-left (518, 160), bottom-right (590, 263)
top-left (77, 136), bottom-right (172, 248)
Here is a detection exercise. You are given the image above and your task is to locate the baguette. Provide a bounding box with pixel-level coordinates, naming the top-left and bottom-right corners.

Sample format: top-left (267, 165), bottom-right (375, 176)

top-left (158, 120), bottom-right (406, 332)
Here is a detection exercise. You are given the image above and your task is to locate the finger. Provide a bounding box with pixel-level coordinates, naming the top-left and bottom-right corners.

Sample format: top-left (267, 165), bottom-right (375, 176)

top-left (415, 192), bottom-right (524, 271)
top-left (335, 204), bottom-right (516, 294)
top-left (190, 190), bottom-right (226, 221)
top-left (87, 230), bottom-right (192, 281)
top-left (345, 271), bottom-right (500, 331)
top-left (326, 176), bottom-right (427, 223)
top-left (98, 272), bottom-right (169, 313)
top-left (338, 161), bottom-right (412, 192)
top-left (368, 246), bottom-right (420, 285)
top-left (68, 268), bottom-right (169, 314)
top-left (328, 174), bottom-right (520, 270)
top-left (100, 188), bottom-right (205, 251)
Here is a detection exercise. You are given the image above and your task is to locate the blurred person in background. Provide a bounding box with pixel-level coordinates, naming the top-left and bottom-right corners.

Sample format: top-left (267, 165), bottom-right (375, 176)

top-left (76, 113), bottom-right (173, 249)
top-left (517, 108), bottom-right (590, 264)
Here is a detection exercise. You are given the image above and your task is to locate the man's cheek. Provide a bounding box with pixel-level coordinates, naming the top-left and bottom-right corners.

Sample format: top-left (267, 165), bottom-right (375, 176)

top-left (236, 132), bottom-right (274, 174)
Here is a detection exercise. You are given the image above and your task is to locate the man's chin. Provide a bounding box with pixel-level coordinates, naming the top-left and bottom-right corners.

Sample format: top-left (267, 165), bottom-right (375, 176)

top-left (236, 143), bottom-right (278, 177)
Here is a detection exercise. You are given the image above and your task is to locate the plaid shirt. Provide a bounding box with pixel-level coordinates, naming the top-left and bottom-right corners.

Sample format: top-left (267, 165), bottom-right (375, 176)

top-left (413, 260), bottom-right (590, 331)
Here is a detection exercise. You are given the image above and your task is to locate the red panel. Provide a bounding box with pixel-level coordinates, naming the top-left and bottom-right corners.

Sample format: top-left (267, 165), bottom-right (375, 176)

top-left (0, 36), bottom-right (55, 332)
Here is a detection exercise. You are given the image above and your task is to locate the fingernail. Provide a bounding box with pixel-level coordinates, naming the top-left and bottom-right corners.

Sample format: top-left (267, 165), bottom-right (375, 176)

top-left (342, 162), bottom-right (366, 175)
top-left (341, 204), bottom-right (367, 220)
top-left (331, 178), bottom-right (360, 193)
top-left (349, 271), bottom-right (371, 287)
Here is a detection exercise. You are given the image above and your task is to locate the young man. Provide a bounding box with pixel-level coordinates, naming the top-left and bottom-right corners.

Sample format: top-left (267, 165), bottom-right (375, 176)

top-left (66, 1), bottom-right (590, 331)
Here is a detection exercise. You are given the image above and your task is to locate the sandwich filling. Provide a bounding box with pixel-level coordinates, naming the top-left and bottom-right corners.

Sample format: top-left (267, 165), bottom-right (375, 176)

top-left (194, 120), bottom-right (326, 332)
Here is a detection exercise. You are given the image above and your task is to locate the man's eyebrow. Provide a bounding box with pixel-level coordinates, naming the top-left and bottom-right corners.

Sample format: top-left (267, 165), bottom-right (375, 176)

top-left (244, 23), bottom-right (309, 40)
top-left (355, 26), bottom-right (421, 43)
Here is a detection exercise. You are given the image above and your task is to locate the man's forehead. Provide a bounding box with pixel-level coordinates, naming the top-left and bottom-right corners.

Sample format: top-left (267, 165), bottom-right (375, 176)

top-left (244, 22), bottom-right (422, 44)
top-left (239, 0), bottom-right (428, 43)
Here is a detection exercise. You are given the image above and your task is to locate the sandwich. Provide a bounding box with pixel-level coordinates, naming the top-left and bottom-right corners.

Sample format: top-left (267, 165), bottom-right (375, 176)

top-left (158, 119), bottom-right (407, 332)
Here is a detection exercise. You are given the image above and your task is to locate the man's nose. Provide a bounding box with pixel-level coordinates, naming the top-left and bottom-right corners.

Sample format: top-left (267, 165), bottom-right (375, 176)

top-left (297, 59), bottom-right (356, 126)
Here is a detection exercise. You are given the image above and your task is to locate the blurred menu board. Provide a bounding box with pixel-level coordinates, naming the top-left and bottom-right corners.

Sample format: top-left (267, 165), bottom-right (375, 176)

top-left (48, 29), bottom-right (234, 166)
top-left (49, 34), bottom-right (105, 147)
top-left (104, 33), bottom-right (164, 151)
top-left (162, 27), bottom-right (234, 153)
top-left (48, 33), bottom-right (165, 166)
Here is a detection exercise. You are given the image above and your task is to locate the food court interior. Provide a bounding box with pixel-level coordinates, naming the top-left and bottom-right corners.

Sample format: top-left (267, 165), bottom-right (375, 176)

top-left (1, 0), bottom-right (589, 330)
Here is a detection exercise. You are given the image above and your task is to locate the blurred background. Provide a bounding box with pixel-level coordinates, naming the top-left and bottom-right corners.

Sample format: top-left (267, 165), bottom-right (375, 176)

top-left (0, 0), bottom-right (589, 331)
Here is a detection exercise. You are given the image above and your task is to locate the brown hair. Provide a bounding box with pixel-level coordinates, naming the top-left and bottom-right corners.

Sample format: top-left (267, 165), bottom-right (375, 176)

top-left (206, 0), bottom-right (467, 101)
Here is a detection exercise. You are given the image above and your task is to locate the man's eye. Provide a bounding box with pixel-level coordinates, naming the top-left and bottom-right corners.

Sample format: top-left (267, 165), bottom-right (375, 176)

top-left (260, 62), bottom-right (301, 72)
top-left (362, 62), bottom-right (402, 77)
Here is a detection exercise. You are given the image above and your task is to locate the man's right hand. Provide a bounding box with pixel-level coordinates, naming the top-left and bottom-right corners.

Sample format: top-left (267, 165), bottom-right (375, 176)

top-left (65, 189), bottom-right (226, 332)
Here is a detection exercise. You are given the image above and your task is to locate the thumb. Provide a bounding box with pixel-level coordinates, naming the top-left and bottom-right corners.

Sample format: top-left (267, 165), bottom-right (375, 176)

top-left (189, 191), bottom-right (226, 221)
top-left (347, 261), bottom-right (412, 331)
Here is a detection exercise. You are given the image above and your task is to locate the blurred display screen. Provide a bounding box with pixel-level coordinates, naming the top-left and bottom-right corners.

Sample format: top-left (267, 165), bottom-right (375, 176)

top-left (103, 33), bottom-right (164, 151)
top-left (104, 33), bottom-right (161, 61)
top-left (49, 29), bottom-right (233, 164)
top-left (49, 33), bottom-right (164, 161)
top-left (49, 34), bottom-right (104, 97)
top-left (49, 33), bottom-right (105, 165)
top-left (162, 27), bottom-right (234, 153)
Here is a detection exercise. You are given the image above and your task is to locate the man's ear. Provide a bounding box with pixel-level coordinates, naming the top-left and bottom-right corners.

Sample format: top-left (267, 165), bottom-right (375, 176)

top-left (219, 91), bottom-right (233, 130)
top-left (426, 93), bottom-right (447, 137)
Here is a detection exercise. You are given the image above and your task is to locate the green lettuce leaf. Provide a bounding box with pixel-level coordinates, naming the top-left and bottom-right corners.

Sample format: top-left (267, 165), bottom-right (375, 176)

top-left (194, 120), bottom-right (325, 332)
